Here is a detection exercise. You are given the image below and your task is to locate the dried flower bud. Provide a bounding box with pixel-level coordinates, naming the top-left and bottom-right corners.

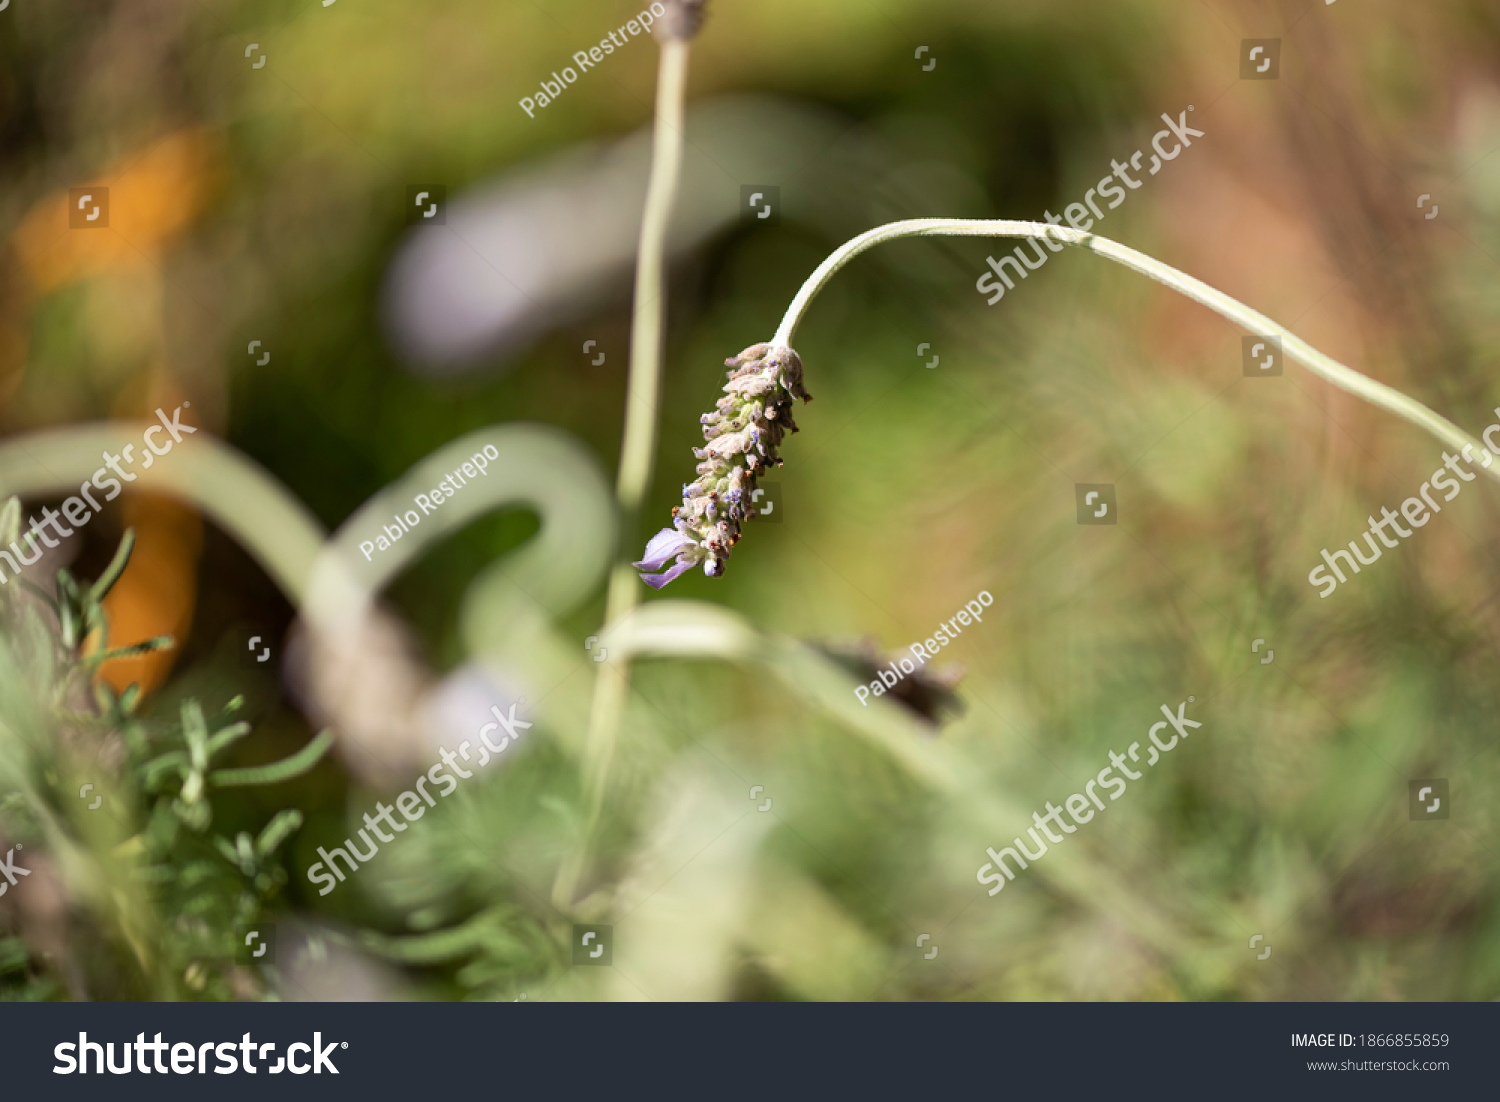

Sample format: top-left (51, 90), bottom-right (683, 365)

top-left (634, 342), bottom-right (811, 588)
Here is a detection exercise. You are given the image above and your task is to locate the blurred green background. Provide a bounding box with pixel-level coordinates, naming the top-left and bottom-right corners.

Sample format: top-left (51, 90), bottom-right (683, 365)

top-left (3, 0), bottom-right (1500, 1001)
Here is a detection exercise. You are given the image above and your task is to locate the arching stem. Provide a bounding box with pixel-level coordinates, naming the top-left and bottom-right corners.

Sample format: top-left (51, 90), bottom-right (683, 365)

top-left (773, 218), bottom-right (1498, 484)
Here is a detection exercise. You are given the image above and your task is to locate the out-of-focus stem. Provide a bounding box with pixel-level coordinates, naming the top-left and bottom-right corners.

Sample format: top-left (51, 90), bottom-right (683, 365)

top-left (615, 42), bottom-right (692, 521)
top-left (772, 218), bottom-right (1500, 485)
top-left (553, 38), bottom-right (692, 910)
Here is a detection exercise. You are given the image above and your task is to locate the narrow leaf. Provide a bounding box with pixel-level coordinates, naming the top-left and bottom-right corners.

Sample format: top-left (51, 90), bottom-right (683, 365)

top-left (358, 920), bottom-right (493, 965)
top-left (90, 528), bottom-right (136, 602)
top-left (141, 751), bottom-right (189, 787)
top-left (207, 721), bottom-right (252, 760)
top-left (212, 835), bottom-right (240, 866)
top-left (210, 729), bottom-right (335, 788)
top-left (56, 571), bottom-right (81, 650)
top-left (255, 809), bottom-right (305, 857)
top-left (181, 700), bottom-right (209, 772)
top-left (87, 635), bottom-right (176, 665)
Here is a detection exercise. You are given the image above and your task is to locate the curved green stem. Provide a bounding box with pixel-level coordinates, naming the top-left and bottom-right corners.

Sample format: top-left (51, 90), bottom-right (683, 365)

top-left (0, 424), bottom-right (328, 600)
top-left (773, 218), bottom-right (1499, 484)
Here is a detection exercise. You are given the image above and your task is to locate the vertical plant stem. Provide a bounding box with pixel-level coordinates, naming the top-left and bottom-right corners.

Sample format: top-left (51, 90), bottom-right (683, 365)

top-left (553, 38), bottom-right (691, 910)
top-left (616, 41), bottom-right (692, 524)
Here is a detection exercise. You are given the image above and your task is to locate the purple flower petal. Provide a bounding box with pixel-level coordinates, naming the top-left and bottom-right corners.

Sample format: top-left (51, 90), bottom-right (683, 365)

top-left (633, 528), bottom-right (694, 572)
top-left (639, 557), bottom-right (696, 589)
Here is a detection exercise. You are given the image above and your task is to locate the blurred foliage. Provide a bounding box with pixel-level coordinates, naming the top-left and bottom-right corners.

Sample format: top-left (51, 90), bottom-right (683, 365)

top-left (0, 504), bottom-right (330, 999)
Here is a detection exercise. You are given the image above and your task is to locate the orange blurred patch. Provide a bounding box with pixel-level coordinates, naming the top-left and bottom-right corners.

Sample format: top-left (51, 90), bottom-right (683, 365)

top-left (6, 129), bottom-right (223, 695)
top-left (97, 494), bottom-right (204, 697)
top-left (11, 130), bottom-right (222, 294)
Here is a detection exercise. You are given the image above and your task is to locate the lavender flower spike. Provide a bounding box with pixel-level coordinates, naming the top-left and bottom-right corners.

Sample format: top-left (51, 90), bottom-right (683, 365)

top-left (633, 342), bottom-right (811, 588)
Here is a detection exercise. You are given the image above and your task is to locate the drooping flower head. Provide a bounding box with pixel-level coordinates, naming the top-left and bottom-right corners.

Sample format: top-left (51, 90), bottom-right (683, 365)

top-left (634, 342), bottom-right (811, 588)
